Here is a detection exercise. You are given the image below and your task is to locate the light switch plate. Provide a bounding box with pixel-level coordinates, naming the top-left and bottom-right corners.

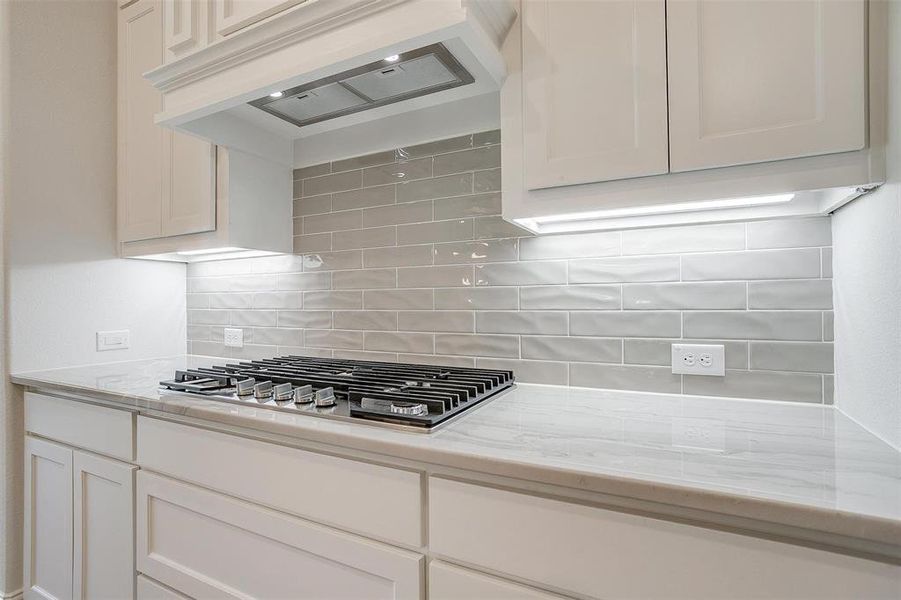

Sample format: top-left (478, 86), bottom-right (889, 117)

top-left (96, 330), bottom-right (130, 352)
top-left (672, 343), bottom-right (725, 376)
top-left (224, 328), bottom-right (244, 348)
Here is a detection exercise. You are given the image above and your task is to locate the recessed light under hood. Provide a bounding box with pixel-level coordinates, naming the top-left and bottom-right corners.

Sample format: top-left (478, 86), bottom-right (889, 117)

top-left (248, 44), bottom-right (474, 129)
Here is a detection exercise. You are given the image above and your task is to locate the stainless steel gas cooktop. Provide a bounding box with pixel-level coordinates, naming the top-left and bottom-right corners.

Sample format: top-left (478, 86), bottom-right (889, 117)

top-left (160, 356), bottom-right (515, 431)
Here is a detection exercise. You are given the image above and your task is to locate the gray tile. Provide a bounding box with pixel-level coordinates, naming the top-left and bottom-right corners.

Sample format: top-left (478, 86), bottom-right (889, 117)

top-left (520, 231), bottom-right (620, 260)
top-left (434, 145), bottom-right (501, 176)
top-left (397, 265), bottom-right (474, 288)
top-left (570, 364), bottom-right (681, 393)
top-left (435, 334), bottom-right (519, 358)
top-left (476, 311), bottom-right (568, 335)
top-left (364, 245), bottom-right (433, 268)
top-left (522, 336), bottom-right (621, 363)
top-left (303, 290), bottom-right (362, 309)
top-left (474, 216), bottom-right (532, 240)
top-left (824, 375), bottom-right (834, 405)
top-left (188, 309), bottom-right (229, 325)
top-left (397, 311), bottom-right (474, 333)
top-left (331, 185), bottom-right (395, 211)
top-left (304, 329), bottom-right (363, 350)
top-left (230, 310), bottom-right (278, 327)
top-left (252, 292), bottom-right (302, 309)
top-left (750, 342), bottom-right (834, 373)
top-left (683, 370), bottom-right (823, 403)
top-left (473, 130), bottom-right (501, 146)
top-left (821, 248), bottom-right (833, 277)
top-left (399, 134), bottom-right (473, 159)
top-left (569, 256), bottom-right (680, 283)
top-left (475, 261), bottom-right (567, 286)
top-left (520, 285), bottom-right (621, 310)
top-left (248, 255), bottom-right (306, 274)
top-left (623, 282), bottom-right (747, 310)
top-left (434, 239), bottom-right (518, 264)
top-left (278, 310), bottom-right (331, 329)
top-left (294, 194), bottom-right (331, 215)
top-left (332, 268), bottom-right (396, 289)
top-left (332, 150), bottom-right (395, 172)
top-left (208, 293), bottom-right (253, 309)
top-left (302, 250), bottom-right (362, 271)
top-left (747, 217), bottom-right (831, 249)
top-left (186, 294), bottom-right (209, 309)
top-left (475, 358), bottom-right (567, 385)
top-left (294, 162), bottom-right (330, 179)
top-left (747, 280), bottom-right (832, 309)
top-left (252, 328), bottom-right (303, 347)
top-left (293, 233), bottom-right (332, 253)
top-left (396, 173), bottom-right (472, 203)
top-left (276, 272), bottom-right (330, 291)
top-left (293, 217), bottom-right (304, 236)
top-left (435, 287), bottom-right (518, 310)
top-left (365, 331), bottom-right (433, 353)
top-left (623, 339), bottom-right (748, 369)
top-left (683, 311), bottom-right (822, 341)
top-left (363, 200), bottom-right (433, 227)
top-left (397, 219), bottom-right (473, 245)
top-left (303, 170), bottom-right (361, 197)
top-left (364, 289), bottom-right (434, 310)
top-left (188, 260), bottom-right (254, 277)
top-left (332, 226), bottom-right (397, 251)
top-left (824, 311), bottom-right (834, 341)
top-left (682, 249), bottom-right (821, 280)
top-left (571, 311), bottom-right (681, 338)
top-left (334, 350), bottom-right (396, 362)
top-left (473, 169), bottom-right (501, 193)
top-left (229, 274), bottom-right (277, 292)
top-left (433, 193), bottom-right (501, 219)
top-left (363, 157), bottom-right (432, 186)
top-left (188, 277), bottom-right (230, 293)
top-left (622, 223), bottom-right (745, 255)
top-left (303, 209), bottom-right (361, 234)
top-left (187, 325), bottom-right (211, 341)
top-left (334, 311), bottom-right (397, 331)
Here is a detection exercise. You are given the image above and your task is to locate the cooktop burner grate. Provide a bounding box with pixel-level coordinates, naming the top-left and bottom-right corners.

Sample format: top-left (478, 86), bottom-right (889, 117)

top-left (160, 356), bottom-right (514, 430)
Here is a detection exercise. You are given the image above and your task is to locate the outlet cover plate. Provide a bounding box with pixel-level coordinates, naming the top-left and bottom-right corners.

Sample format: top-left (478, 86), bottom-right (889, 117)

top-left (672, 343), bottom-right (725, 376)
top-left (224, 328), bottom-right (244, 348)
top-left (97, 330), bottom-right (130, 352)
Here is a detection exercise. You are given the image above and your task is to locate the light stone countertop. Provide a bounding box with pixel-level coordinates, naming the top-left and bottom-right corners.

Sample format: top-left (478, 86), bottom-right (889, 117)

top-left (11, 355), bottom-right (901, 561)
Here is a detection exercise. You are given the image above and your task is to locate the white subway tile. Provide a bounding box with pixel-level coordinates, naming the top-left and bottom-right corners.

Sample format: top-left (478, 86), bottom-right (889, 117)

top-left (622, 222), bottom-right (745, 255)
top-left (747, 217), bottom-right (831, 249)
top-left (682, 249), bottom-right (820, 280)
top-left (520, 231), bottom-right (620, 260)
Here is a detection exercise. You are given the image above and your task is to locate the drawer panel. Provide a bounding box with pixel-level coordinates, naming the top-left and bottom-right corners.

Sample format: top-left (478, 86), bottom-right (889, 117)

top-left (137, 471), bottom-right (423, 600)
top-left (137, 575), bottom-right (192, 600)
top-left (25, 392), bottom-right (134, 461)
top-left (137, 416), bottom-right (423, 546)
top-left (430, 477), bottom-right (901, 600)
top-left (430, 561), bottom-right (565, 600)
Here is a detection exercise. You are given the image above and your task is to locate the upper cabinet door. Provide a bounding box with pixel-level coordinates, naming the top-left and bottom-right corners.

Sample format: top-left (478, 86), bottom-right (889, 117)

top-left (163, 0), bottom-right (207, 62)
top-left (118, 0), bottom-right (165, 242)
top-left (214, 0), bottom-right (307, 37)
top-left (161, 133), bottom-right (216, 237)
top-left (667, 0), bottom-right (866, 173)
top-left (522, 0), bottom-right (668, 189)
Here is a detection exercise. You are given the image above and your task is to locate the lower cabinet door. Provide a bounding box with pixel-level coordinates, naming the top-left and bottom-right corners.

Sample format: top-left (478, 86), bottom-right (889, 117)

top-left (136, 471), bottom-right (423, 599)
top-left (24, 437), bottom-right (73, 600)
top-left (73, 452), bottom-right (137, 600)
top-left (429, 561), bottom-right (566, 600)
top-left (136, 575), bottom-right (191, 600)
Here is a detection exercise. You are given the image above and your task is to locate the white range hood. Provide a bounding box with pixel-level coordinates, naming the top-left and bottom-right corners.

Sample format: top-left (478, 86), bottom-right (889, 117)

top-left (145, 0), bottom-right (516, 167)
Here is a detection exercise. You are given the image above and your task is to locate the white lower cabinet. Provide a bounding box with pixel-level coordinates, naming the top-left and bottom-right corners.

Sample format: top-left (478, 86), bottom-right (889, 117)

top-left (136, 471), bottom-right (423, 600)
top-left (136, 575), bottom-right (190, 600)
top-left (25, 436), bottom-right (136, 600)
top-left (429, 561), bottom-right (565, 600)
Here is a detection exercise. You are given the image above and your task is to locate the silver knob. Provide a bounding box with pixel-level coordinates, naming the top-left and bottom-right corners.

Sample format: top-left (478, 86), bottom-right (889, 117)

top-left (293, 384), bottom-right (314, 404)
top-left (390, 402), bottom-right (428, 416)
top-left (273, 382), bottom-right (294, 401)
top-left (253, 381), bottom-right (273, 400)
top-left (314, 387), bottom-right (336, 407)
top-left (236, 378), bottom-right (256, 396)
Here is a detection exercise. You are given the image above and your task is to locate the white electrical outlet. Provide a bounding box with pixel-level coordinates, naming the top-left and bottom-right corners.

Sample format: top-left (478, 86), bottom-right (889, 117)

top-left (224, 328), bottom-right (244, 348)
top-left (672, 343), bottom-right (725, 376)
top-left (96, 330), bottom-right (130, 352)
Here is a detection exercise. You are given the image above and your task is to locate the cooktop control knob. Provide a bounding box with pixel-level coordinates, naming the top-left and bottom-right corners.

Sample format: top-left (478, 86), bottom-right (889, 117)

top-left (390, 401), bottom-right (428, 416)
top-left (314, 387), bottom-right (336, 407)
top-left (293, 385), bottom-right (314, 404)
top-left (236, 378), bottom-right (256, 396)
top-left (273, 382), bottom-right (294, 401)
top-left (253, 381), bottom-right (273, 400)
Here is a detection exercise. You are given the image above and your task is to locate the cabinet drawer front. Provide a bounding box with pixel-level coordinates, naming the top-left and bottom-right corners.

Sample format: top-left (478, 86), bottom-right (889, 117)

top-left (137, 575), bottom-right (192, 600)
top-left (26, 392), bottom-right (135, 461)
top-left (137, 471), bottom-right (423, 600)
top-left (137, 416), bottom-right (423, 546)
top-left (430, 478), bottom-right (900, 600)
top-left (430, 561), bottom-right (565, 600)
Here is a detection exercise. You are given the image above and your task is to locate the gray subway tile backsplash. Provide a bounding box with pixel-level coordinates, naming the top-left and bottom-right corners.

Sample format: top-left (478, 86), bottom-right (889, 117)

top-left (186, 130), bottom-right (835, 403)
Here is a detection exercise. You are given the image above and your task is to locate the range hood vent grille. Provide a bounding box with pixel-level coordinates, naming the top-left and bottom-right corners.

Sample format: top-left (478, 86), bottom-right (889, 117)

top-left (249, 43), bottom-right (474, 129)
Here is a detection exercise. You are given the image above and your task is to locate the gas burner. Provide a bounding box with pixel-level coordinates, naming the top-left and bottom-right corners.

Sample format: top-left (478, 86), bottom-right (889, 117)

top-left (159, 356), bottom-right (514, 431)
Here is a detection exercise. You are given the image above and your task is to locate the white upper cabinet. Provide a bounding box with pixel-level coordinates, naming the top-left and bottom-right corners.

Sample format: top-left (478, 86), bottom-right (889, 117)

top-left (522, 0), bottom-right (668, 188)
top-left (163, 0), bottom-right (208, 62)
top-left (214, 0), bottom-right (307, 36)
top-left (666, 0), bottom-right (866, 172)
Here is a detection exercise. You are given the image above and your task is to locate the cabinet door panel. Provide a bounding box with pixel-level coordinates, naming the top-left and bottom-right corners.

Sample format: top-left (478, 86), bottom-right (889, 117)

top-left (667, 0), bottom-right (866, 172)
top-left (118, 0), bottom-right (164, 242)
top-left (522, 0), bottom-right (668, 189)
top-left (24, 437), bottom-right (73, 600)
top-left (73, 452), bottom-right (136, 600)
top-left (161, 134), bottom-right (215, 237)
top-left (430, 561), bottom-right (565, 600)
top-left (137, 471), bottom-right (423, 600)
top-left (162, 0), bottom-right (206, 61)
top-left (214, 0), bottom-right (306, 36)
